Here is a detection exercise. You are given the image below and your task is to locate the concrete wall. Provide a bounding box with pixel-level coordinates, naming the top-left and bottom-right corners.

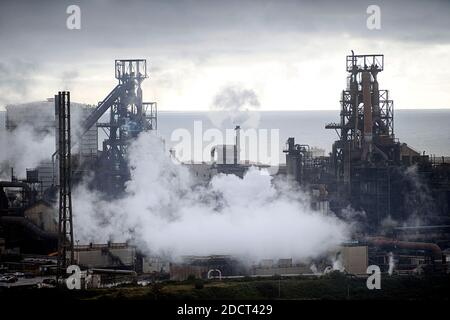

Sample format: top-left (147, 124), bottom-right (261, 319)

top-left (74, 246), bottom-right (136, 268)
top-left (253, 266), bottom-right (310, 276)
top-left (170, 264), bottom-right (208, 281)
top-left (340, 246), bottom-right (368, 274)
top-left (142, 256), bottom-right (170, 274)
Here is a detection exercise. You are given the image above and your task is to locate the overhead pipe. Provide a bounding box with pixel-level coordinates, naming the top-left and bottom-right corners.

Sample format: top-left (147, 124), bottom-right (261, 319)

top-left (366, 236), bottom-right (443, 265)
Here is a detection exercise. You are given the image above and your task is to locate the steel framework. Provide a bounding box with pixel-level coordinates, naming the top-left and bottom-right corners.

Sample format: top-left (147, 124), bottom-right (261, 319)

top-left (55, 91), bottom-right (74, 278)
top-left (325, 52), bottom-right (402, 228)
top-left (326, 52), bottom-right (395, 182)
top-left (80, 59), bottom-right (157, 196)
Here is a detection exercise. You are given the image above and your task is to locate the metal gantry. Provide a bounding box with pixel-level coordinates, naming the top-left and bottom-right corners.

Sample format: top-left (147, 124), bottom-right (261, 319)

top-left (56, 91), bottom-right (74, 278)
top-left (326, 52), bottom-right (395, 183)
top-left (325, 52), bottom-right (401, 228)
top-left (79, 59), bottom-right (157, 196)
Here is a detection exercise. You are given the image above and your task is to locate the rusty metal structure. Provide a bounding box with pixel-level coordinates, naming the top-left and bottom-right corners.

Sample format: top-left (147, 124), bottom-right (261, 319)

top-left (322, 52), bottom-right (425, 228)
top-left (282, 52), bottom-right (449, 234)
top-left (55, 91), bottom-right (74, 276)
top-left (325, 52), bottom-right (397, 182)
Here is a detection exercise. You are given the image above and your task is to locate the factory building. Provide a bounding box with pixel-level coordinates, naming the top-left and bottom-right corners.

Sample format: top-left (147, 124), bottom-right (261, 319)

top-left (142, 256), bottom-right (170, 274)
top-left (338, 245), bottom-right (368, 275)
top-left (170, 255), bottom-right (247, 281)
top-left (281, 52), bottom-right (450, 234)
top-left (253, 258), bottom-right (311, 276)
top-left (0, 54), bottom-right (449, 285)
top-left (73, 243), bottom-right (137, 270)
top-left (3, 99), bottom-right (98, 190)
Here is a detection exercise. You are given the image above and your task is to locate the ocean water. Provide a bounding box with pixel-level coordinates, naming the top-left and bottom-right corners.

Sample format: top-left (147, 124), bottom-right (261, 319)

top-left (156, 110), bottom-right (450, 162)
top-left (1, 109), bottom-right (449, 161)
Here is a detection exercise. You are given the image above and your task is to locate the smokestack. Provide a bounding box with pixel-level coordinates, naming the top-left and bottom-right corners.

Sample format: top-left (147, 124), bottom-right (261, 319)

top-left (283, 137), bottom-right (302, 184)
top-left (362, 71), bottom-right (373, 143)
top-left (235, 125), bottom-right (240, 165)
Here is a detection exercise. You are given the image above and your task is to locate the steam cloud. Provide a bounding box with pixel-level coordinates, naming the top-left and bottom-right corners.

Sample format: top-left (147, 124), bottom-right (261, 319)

top-left (0, 125), bottom-right (54, 179)
top-left (209, 85), bottom-right (261, 128)
top-left (388, 252), bottom-right (395, 275)
top-left (380, 165), bottom-right (436, 231)
top-left (73, 132), bottom-right (349, 262)
top-left (0, 101), bottom-right (93, 179)
top-left (403, 165), bottom-right (436, 226)
top-left (0, 60), bottom-right (38, 105)
top-left (60, 70), bottom-right (80, 92)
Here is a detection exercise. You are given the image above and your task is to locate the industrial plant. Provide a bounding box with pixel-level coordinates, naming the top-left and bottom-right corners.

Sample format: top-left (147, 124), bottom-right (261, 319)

top-left (0, 52), bottom-right (449, 299)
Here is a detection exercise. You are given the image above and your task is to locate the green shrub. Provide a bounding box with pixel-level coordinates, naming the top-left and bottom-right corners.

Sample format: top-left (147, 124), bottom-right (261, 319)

top-left (186, 274), bottom-right (196, 282)
top-left (194, 279), bottom-right (204, 289)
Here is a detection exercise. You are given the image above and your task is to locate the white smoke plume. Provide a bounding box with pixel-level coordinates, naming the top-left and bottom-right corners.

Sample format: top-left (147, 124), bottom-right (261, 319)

top-left (0, 60), bottom-right (38, 106)
top-left (208, 85), bottom-right (261, 128)
top-left (0, 100), bottom-right (97, 180)
top-left (0, 99), bottom-right (94, 179)
top-left (402, 164), bottom-right (435, 226)
top-left (0, 124), bottom-right (54, 179)
top-left (331, 252), bottom-right (345, 272)
top-left (340, 205), bottom-right (366, 233)
top-left (310, 263), bottom-right (320, 275)
top-left (388, 252), bottom-right (395, 276)
top-left (60, 70), bottom-right (80, 92)
top-left (73, 132), bottom-right (349, 261)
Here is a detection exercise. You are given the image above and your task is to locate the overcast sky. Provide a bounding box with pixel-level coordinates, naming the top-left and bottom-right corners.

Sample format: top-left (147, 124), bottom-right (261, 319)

top-left (0, 0), bottom-right (449, 110)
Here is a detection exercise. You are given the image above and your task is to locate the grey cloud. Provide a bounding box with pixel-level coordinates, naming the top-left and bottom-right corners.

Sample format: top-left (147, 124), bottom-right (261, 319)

top-left (0, 0), bottom-right (449, 62)
top-left (0, 60), bottom-right (39, 105)
top-left (60, 69), bottom-right (80, 91)
top-left (0, 0), bottom-right (448, 109)
top-left (209, 85), bottom-right (261, 128)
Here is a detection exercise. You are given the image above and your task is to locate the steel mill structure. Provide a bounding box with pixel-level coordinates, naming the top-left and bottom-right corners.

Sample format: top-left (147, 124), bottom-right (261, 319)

top-left (325, 52), bottom-right (405, 228)
top-left (0, 54), bottom-right (449, 285)
top-left (80, 59), bottom-right (157, 196)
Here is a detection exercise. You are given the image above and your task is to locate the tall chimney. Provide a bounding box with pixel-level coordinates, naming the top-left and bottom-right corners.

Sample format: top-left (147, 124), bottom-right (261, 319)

top-left (235, 125), bottom-right (241, 165)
